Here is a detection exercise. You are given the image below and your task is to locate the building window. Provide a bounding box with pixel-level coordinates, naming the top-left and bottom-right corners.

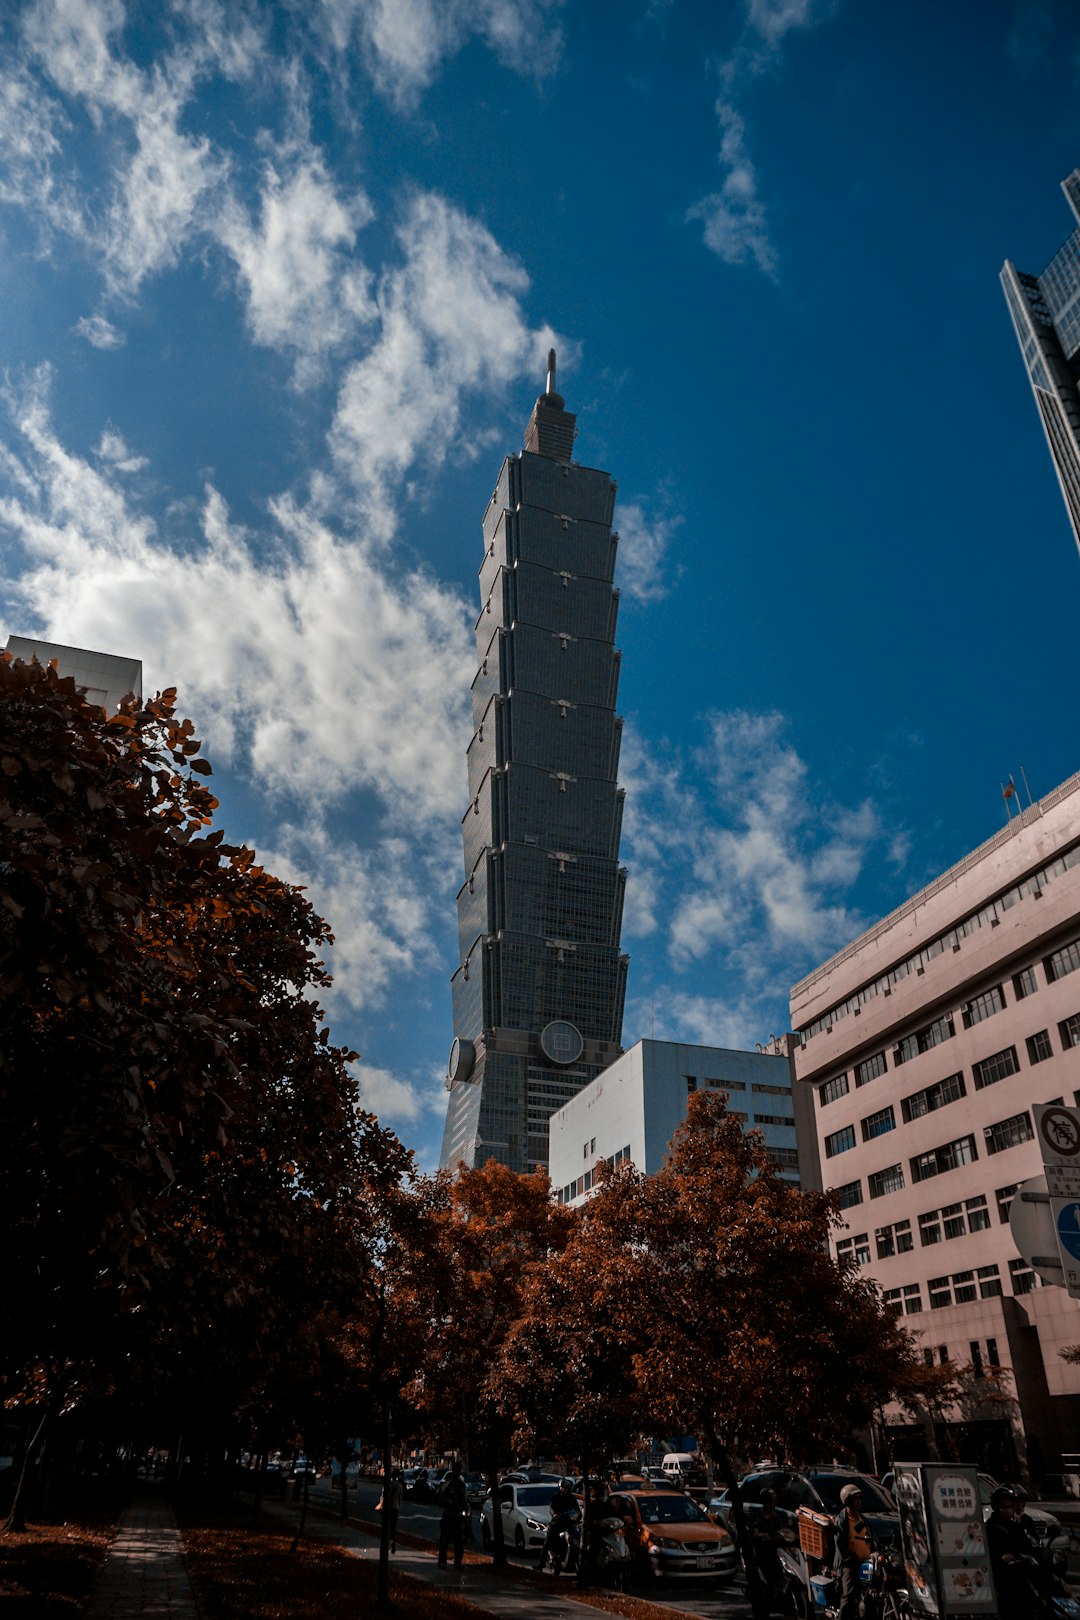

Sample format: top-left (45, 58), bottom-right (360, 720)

top-left (985, 1112), bottom-right (1034, 1155)
top-left (987, 1337), bottom-right (1000, 1366)
top-left (820, 1073), bottom-right (850, 1106)
top-left (996, 1184), bottom-right (1018, 1224)
top-left (825, 1125), bottom-right (856, 1158)
top-left (883, 1283), bottom-right (923, 1316)
top-left (929, 1276), bottom-right (951, 1309)
top-left (686, 1075), bottom-right (697, 1093)
top-left (861, 1105), bottom-right (896, 1142)
top-left (1014, 966), bottom-right (1039, 1000)
top-left (1047, 938), bottom-right (1080, 982)
top-left (962, 986), bottom-right (1006, 1029)
top-left (911, 1134), bottom-right (977, 1184)
top-left (929, 1271), bottom-right (979, 1309)
top-left (836, 1179), bottom-right (862, 1209)
top-left (918, 1195), bottom-right (989, 1247)
top-left (1009, 1256), bottom-right (1039, 1295)
top-left (875, 1220), bottom-right (913, 1259)
top-left (836, 1232), bottom-right (871, 1267)
top-left (1060, 1014), bottom-right (1080, 1050)
top-left (978, 1264), bottom-right (1003, 1299)
top-left (894, 1014), bottom-right (956, 1067)
top-left (972, 1046), bottom-right (1020, 1090)
top-left (1027, 1029), bottom-right (1053, 1064)
top-left (855, 1051), bottom-right (887, 1087)
top-left (869, 1164), bottom-right (905, 1199)
top-left (754, 1112), bottom-right (795, 1126)
top-left (902, 1072), bottom-right (965, 1123)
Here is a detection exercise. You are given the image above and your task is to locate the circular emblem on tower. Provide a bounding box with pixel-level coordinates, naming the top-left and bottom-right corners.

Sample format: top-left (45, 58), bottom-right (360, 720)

top-left (446, 1037), bottom-right (475, 1090)
top-left (540, 1020), bottom-right (584, 1066)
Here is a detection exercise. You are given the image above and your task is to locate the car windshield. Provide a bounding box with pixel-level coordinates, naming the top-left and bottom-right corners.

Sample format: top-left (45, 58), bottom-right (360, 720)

top-left (517, 1485), bottom-right (558, 1507)
top-left (636, 1495), bottom-right (710, 1525)
top-left (742, 1473), bottom-right (822, 1512)
top-left (811, 1475), bottom-right (894, 1514)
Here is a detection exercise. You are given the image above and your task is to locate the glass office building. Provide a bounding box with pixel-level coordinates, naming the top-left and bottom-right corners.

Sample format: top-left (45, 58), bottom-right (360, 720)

top-left (1001, 170), bottom-right (1080, 554)
top-left (439, 358), bottom-right (629, 1173)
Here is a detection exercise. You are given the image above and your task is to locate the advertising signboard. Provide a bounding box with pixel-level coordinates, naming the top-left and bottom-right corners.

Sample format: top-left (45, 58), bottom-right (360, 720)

top-left (892, 1464), bottom-right (995, 1617)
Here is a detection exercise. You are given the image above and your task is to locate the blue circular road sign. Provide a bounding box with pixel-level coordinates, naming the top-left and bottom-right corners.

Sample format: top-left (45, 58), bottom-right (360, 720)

top-left (1057, 1203), bottom-right (1080, 1262)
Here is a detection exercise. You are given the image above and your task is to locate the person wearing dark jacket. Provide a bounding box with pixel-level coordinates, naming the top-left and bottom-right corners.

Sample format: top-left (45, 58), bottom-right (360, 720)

top-left (833, 1484), bottom-right (873, 1620)
top-left (438, 1461), bottom-right (470, 1569)
top-left (986, 1488), bottom-right (1038, 1620)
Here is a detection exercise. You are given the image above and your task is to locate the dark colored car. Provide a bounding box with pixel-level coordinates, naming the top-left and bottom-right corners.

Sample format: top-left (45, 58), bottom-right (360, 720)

top-left (710, 1468), bottom-right (900, 1551)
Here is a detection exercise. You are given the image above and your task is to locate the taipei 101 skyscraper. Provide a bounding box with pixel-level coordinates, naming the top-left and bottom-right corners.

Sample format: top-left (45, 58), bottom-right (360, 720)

top-left (439, 355), bottom-right (629, 1174)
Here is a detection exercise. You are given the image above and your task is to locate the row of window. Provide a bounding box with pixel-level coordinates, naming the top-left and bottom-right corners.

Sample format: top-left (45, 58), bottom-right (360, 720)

top-left (817, 946), bottom-right (1080, 1104)
top-left (823, 1020), bottom-right (1063, 1161)
top-left (881, 1259), bottom-right (1040, 1314)
top-left (833, 1111), bottom-right (1034, 1207)
top-left (686, 1075), bottom-right (792, 1096)
top-left (798, 847), bottom-right (1080, 1045)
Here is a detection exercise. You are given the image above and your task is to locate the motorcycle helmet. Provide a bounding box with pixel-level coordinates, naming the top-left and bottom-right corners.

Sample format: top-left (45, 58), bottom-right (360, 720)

top-left (761, 1488), bottom-right (777, 1505)
top-left (990, 1487), bottom-right (1017, 1509)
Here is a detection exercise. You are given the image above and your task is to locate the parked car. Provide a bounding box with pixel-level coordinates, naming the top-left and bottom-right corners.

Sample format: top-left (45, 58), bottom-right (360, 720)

top-left (610, 1487), bottom-right (739, 1580)
top-left (481, 1481), bottom-right (560, 1553)
top-left (710, 1468), bottom-right (900, 1551)
top-left (463, 1472), bottom-right (487, 1508)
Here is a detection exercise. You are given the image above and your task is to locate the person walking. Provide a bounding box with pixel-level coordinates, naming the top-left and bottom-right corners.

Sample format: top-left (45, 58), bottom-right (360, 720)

top-left (386, 1468), bottom-right (403, 1554)
top-left (833, 1483), bottom-right (872, 1620)
top-left (438, 1461), bottom-right (470, 1569)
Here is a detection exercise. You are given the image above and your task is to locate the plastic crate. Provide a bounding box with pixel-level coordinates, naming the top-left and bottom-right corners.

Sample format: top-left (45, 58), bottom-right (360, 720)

top-left (797, 1505), bottom-right (834, 1561)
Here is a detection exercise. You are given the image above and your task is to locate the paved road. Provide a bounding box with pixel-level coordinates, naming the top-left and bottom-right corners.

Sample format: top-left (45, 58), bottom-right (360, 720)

top-left (308, 1478), bottom-right (753, 1617)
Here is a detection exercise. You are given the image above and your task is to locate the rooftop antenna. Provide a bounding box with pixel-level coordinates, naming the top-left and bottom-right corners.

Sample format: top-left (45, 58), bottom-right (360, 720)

top-left (546, 348), bottom-right (557, 396)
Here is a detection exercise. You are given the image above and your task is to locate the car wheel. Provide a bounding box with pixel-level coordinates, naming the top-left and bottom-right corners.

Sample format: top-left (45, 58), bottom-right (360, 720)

top-left (514, 1526), bottom-right (526, 1551)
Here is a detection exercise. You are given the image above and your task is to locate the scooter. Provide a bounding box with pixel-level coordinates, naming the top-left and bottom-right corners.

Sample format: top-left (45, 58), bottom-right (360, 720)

top-left (544, 1505), bottom-right (581, 1577)
top-left (590, 1511), bottom-right (631, 1589)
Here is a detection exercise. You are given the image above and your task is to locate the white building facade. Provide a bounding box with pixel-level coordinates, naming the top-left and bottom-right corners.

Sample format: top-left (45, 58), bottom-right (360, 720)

top-left (5, 635), bottom-right (142, 714)
top-left (790, 772), bottom-right (1080, 1475)
top-left (548, 1037), bottom-right (802, 1208)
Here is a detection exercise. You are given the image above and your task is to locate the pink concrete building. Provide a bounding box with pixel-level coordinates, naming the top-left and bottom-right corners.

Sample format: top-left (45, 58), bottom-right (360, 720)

top-left (790, 772), bottom-right (1080, 1476)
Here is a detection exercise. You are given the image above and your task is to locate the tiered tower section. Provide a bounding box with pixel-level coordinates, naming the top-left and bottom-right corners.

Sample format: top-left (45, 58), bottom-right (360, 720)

top-left (439, 355), bottom-right (629, 1174)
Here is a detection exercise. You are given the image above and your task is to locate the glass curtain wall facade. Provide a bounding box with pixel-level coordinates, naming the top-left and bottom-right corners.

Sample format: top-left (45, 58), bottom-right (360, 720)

top-left (439, 358), bottom-right (629, 1173)
top-left (1001, 169), bottom-right (1080, 554)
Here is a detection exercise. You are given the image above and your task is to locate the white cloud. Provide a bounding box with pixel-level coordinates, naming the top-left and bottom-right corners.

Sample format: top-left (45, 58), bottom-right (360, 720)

top-left (95, 427), bottom-right (147, 472)
top-left (689, 0), bottom-right (838, 278)
top-left (0, 366), bottom-right (474, 825)
top-left (329, 190), bottom-right (558, 530)
top-left (73, 314), bottom-right (125, 349)
top-left (615, 498), bottom-right (681, 604)
top-left (214, 147), bottom-right (376, 386)
top-left (323, 0), bottom-right (563, 104)
top-left (687, 99), bottom-right (777, 280)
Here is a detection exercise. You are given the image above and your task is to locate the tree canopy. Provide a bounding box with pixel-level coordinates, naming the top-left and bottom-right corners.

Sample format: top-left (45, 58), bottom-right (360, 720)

top-left (0, 654), bottom-right (398, 1454)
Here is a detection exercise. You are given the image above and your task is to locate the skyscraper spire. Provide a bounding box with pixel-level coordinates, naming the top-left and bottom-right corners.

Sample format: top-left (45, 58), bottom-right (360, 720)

top-left (525, 349), bottom-right (575, 461)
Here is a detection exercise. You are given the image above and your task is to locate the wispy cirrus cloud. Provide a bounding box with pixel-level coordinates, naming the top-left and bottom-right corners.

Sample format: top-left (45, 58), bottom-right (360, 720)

top-left (329, 191), bottom-right (559, 530)
top-left (689, 0), bottom-right (838, 279)
top-left (619, 708), bottom-right (899, 1049)
top-left (321, 0), bottom-right (564, 105)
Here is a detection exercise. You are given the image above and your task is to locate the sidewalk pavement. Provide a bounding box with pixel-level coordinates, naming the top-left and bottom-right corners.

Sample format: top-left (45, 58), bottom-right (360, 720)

top-left (84, 1490), bottom-right (202, 1619)
top-left (266, 1494), bottom-right (630, 1619)
top-left (82, 1485), bottom-right (627, 1620)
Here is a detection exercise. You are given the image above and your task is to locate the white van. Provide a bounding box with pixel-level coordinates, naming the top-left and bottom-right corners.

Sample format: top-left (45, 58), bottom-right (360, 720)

top-left (661, 1451), bottom-right (699, 1482)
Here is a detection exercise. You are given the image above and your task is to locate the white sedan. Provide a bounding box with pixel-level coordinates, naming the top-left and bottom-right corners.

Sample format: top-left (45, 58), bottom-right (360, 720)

top-left (480, 1481), bottom-right (559, 1554)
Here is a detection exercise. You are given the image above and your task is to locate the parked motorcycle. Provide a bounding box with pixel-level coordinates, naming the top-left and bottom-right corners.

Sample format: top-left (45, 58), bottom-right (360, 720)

top-left (590, 1510), bottom-right (631, 1589)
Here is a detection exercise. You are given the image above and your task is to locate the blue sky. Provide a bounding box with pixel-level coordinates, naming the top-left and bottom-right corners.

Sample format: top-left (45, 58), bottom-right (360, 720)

top-left (2, 0), bottom-right (1079, 1172)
